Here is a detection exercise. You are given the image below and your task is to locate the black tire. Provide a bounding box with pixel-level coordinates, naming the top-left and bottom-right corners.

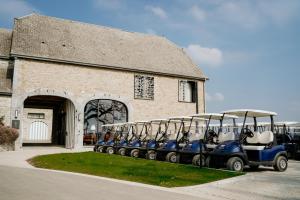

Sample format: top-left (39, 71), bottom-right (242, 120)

top-left (118, 148), bottom-right (126, 156)
top-left (146, 150), bottom-right (157, 160)
top-left (166, 152), bottom-right (178, 163)
top-left (98, 146), bottom-right (104, 153)
top-left (106, 147), bottom-right (114, 155)
top-left (273, 156), bottom-right (288, 172)
top-left (192, 154), bottom-right (206, 166)
top-left (227, 157), bottom-right (244, 172)
top-left (130, 149), bottom-right (139, 158)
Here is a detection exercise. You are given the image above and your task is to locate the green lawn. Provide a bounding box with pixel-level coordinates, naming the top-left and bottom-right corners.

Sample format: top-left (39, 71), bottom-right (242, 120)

top-left (29, 152), bottom-right (243, 187)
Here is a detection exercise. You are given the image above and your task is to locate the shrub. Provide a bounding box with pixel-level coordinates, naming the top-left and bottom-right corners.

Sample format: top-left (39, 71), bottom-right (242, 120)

top-left (0, 116), bottom-right (19, 145)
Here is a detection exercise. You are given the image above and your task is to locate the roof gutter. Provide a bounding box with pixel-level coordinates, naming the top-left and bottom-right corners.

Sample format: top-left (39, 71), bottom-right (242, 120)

top-left (10, 54), bottom-right (209, 81)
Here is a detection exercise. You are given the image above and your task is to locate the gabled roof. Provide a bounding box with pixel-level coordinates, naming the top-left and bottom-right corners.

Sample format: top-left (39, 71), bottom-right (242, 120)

top-left (0, 29), bottom-right (12, 58)
top-left (10, 14), bottom-right (206, 80)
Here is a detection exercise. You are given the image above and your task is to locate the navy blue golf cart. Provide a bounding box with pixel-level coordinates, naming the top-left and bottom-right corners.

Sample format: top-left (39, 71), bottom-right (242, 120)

top-left (275, 121), bottom-right (300, 159)
top-left (103, 123), bottom-right (127, 154)
top-left (178, 113), bottom-right (238, 166)
top-left (155, 117), bottom-right (193, 162)
top-left (115, 122), bottom-right (136, 156)
top-left (138, 119), bottom-right (168, 159)
top-left (124, 121), bottom-right (150, 158)
top-left (93, 124), bottom-right (114, 152)
top-left (207, 109), bottom-right (288, 172)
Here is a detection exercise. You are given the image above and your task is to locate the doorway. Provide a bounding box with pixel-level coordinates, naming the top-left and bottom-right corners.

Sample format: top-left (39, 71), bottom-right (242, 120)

top-left (23, 95), bottom-right (75, 148)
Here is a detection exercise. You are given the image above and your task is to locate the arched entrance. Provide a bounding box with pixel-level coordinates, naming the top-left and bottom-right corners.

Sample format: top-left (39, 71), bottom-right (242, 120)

top-left (83, 99), bottom-right (128, 145)
top-left (23, 95), bottom-right (76, 148)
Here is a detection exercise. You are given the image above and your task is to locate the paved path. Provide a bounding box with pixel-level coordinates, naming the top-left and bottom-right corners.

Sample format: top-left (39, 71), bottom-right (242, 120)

top-left (0, 147), bottom-right (299, 200)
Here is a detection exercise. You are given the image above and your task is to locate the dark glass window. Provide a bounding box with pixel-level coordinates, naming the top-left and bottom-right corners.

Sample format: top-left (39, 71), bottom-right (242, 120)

top-left (178, 80), bottom-right (197, 103)
top-left (84, 99), bottom-right (128, 133)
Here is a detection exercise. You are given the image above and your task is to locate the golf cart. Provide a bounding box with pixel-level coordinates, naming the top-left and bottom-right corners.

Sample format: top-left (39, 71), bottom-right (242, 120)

top-left (156, 117), bottom-right (192, 162)
top-left (115, 122), bottom-right (136, 156)
top-left (97, 123), bottom-right (124, 153)
top-left (207, 109), bottom-right (288, 172)
top-left (138, 119), bottom-right (168, 159)
top-left (93, 124), bottom-right (114, 152)
top-left (124, 121), bottom-right (150, 158)
top-left (275, 121), bottom-right (300, 159)
top-left (178, 113), bottom-right (238, 166)
top-left (103, 123), bottom-right (126, 154)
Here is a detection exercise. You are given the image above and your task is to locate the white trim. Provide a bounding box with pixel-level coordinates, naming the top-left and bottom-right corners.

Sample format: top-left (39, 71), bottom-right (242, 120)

top-left (242, 145), bottom-right (266, 150)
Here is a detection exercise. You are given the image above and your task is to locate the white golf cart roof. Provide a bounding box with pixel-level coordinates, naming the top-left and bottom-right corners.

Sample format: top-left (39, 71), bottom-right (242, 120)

top-left (126, 122), bottom-right (136, 125)
top-left (135, 121), bottom-right (150, 124)
top-left (169, 116), bottom-right (193, 121)
top-left (275, 121), bottom-right (299, 126)
top-left (222, 109), bottom-right (277, 117)
top-left (150, 119), bottom-right (168, 123)
top-left (191, 113), bottom-right (238, 120)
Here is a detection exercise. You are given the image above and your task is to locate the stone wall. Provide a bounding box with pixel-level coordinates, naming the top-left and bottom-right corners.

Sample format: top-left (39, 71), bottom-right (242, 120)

top-left (12, 58), bottom-right (205, 148)
top-left (0, 96), bottom-right (11, 125)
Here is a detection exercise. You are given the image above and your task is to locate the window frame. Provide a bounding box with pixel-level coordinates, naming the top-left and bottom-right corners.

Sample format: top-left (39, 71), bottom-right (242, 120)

top-left (178, 80), bottom-right (197, 103)
top-left (134, 74), bottom-right (155, 100)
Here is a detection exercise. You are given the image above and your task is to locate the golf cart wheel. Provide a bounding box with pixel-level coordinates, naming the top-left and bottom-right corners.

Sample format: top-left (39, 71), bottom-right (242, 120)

top-left (98, 146), bottom-right (104, 153)
top-left (130, 149), bottom-right (139, 158)
top-left (146, 150), bottom-right (157, 160)
top-left (192, 154), bottom-right (206, 167)
top-left (273, 156), bottom-right (288, 172)
top-left (166, 152), bottom-right (178, 163)
top-left (118, 148), bottom-right (126, 156)
top-left (227, 157), bottom-right (244, 172)
top-left (106, 147), bottom-right (114, 155)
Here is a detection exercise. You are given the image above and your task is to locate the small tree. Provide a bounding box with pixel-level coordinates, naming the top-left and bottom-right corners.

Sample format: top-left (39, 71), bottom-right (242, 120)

top-left (0, 116), bottom-right (19, 145)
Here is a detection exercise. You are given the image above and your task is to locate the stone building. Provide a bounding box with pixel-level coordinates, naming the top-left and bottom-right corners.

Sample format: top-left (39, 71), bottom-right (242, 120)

top-left (0, 14), bottom-right (207, 150)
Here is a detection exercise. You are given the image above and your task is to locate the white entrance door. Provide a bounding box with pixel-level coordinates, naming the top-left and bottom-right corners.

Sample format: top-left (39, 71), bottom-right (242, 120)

top-left (23, 108), bottom-right (53, 143)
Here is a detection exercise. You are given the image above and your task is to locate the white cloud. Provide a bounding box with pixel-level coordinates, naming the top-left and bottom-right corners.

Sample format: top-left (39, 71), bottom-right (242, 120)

top-left (190, 5), bottom-right (206, 22)
top-left (93, 0), bottom-right (122, 10)
top-left (185, 44), bottom-right (223, 67)
top-left (145, 6), bottom-right (167, 19)
top-left (0, 0), bottom-right (38, 20)
top-left (206, 92), bottom-right (225, 102)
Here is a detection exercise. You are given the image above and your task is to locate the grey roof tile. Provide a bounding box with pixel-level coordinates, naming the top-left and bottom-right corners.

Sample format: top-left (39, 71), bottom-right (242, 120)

top-left (11, 14), bottom-right (206, 79)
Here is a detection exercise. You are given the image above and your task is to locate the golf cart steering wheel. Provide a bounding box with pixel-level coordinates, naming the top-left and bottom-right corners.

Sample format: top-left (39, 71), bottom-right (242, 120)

top-left (240, 128), bottom-right (254, 143)
top-left (207, 129), bottom-right (218, 144)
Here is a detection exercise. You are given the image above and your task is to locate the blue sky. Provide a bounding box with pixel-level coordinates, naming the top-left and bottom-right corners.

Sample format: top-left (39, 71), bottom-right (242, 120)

top-left (0, 0), bottom-right (299, 121)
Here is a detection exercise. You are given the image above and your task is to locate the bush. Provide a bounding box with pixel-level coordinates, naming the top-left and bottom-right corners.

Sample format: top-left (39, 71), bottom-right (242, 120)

top-left (0, 116), bottom-right (19, 145)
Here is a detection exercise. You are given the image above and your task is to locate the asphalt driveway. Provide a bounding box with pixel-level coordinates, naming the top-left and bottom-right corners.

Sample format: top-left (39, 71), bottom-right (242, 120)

top-left (0, 147), bottom-right (299, 200)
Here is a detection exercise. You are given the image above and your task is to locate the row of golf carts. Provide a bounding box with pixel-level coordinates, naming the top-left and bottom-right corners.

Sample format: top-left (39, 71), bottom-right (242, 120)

top-left (93, 109), bottom-right (299, 172)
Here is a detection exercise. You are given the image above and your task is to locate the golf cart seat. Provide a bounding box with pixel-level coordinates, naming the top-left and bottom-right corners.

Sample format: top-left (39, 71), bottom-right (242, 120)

top-left (259, 131), bottom-right (274, 144)
top-left (244, 131), bottom-right (274, 150)
top-left (246, 131), bottom-right (260, 144)
top-left (218, 132), bottom-right (235, 143)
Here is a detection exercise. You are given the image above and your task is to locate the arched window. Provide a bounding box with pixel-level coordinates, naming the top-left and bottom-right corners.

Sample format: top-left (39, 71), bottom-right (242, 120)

top-left (84, 99), bottom-right (128, 134)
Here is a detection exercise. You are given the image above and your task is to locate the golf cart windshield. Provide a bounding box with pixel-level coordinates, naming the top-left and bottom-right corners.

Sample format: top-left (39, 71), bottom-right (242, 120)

top-left (150, 119), bottom-right (168, 141)
top-left (191, 113), bottom-right (238, 143)
top-left (165, 118), bottom-right (188, 141)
